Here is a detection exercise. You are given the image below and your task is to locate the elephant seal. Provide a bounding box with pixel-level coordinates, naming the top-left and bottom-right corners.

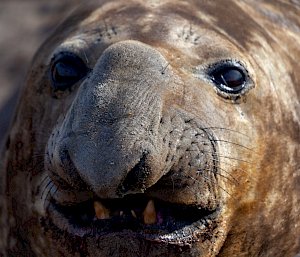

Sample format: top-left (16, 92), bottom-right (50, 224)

top-left (1, 0), bottom-right (299, 256)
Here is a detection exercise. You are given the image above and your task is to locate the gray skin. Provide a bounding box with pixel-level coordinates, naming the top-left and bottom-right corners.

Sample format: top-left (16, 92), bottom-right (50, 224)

top-left (0, 0), bottom-right (300, 256)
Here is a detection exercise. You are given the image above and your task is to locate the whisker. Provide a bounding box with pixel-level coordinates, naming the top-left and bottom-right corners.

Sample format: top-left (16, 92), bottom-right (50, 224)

top-left (47, 184), bottom-right (55, 198)
top-left (26, 161), bottom-right (45, 177)
top-left (40, 175), bottom-right (51, 189)
top-left (200, 165), bottom-right (239, 185)
top-left (207, 156), bottom-right (258, 183)
top-left (82, 49), bottom-right (89, 64)
top-left (200, 127), bottom-right (251, 139)
top-left (214, 171), bottom-right (238, 186)
top-left (199, 167), bottom-right (238, 185)
top-left (212, 139), bottom-right (255, 152)
top-left (217, 155), bottom-right (253, 164)
top-left (187, 174), bottom-right (234, 198)
top-left (52, 187), bottom-right (59, 200)
top-left (185, 149), bottom-right (254, 164)
top-left (31, 154), bottom-right (46, 158)
top-left (192, 138), bottom-right (255, 153)
top-left (45, 184), bottom-right (56, 203)
top-left (41, 180), bottom-right (53, 200)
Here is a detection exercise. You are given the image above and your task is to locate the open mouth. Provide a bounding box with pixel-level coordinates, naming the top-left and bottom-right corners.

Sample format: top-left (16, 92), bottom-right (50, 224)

top-left (47, 193), bottom-right (219, 245)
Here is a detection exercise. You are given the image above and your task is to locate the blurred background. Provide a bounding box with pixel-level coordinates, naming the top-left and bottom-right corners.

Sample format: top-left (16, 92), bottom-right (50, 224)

top-left (0, 0), bottom-right (80, 147)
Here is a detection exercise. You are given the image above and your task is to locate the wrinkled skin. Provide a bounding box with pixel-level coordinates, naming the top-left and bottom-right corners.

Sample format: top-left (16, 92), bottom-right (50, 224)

top-left (0, 0), bottom-right (300, 256)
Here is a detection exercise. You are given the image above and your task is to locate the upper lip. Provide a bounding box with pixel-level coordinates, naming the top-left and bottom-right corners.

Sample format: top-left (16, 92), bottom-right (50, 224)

top-left (47, 192), bottom-right (219, 245)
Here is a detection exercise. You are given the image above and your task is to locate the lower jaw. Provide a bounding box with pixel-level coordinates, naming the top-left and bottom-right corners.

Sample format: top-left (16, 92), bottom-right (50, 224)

top-left (46, 201), bottom-right (220, 246)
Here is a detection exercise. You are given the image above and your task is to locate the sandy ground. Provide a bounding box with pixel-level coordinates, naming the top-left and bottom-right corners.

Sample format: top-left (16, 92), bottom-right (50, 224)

top-left (0, 0), bottom-right (80, 146)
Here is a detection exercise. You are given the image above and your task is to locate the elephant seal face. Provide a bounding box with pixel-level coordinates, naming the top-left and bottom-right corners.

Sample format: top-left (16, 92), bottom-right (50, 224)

top-left (1, 1), bottom-right (300, 256)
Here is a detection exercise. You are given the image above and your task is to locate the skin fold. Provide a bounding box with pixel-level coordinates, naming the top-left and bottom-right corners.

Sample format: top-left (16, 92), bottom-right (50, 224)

top-left (0, 1), bottom-right (299, 256)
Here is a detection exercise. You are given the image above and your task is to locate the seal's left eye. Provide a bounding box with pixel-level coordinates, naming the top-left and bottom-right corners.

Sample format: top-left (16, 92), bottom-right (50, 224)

top-left (50, 53), bottom-right (89, 91)
top-left (210, 66), bottom-right (246, 94)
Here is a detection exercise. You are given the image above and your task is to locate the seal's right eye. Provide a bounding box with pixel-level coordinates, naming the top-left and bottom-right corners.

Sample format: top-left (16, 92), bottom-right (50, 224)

top-left (50, 52), bottom-right (89, 91)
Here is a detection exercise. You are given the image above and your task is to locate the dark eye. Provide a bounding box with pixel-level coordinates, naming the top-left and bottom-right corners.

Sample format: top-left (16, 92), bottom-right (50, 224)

top-left (50, 53), bottom-right (89, 91)
top-left (210, 66), bottom-right (246, 94)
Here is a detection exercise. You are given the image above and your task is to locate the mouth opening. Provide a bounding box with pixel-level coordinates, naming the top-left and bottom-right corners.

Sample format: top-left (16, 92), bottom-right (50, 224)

top-left (48, 193), bottom-right (218, 241)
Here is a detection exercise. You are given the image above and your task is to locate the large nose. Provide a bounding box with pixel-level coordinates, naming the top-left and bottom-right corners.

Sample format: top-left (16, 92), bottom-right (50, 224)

top-left (56, 40), bottom-right (177, 198)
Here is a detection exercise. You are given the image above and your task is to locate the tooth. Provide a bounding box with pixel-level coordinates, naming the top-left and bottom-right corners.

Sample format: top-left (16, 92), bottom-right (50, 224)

top-left (143, 200), bottom-right (157, 225)
top-left (131, 210), bottom-right (137, 218)
top-left (94, 201), bottom-right (110, 219)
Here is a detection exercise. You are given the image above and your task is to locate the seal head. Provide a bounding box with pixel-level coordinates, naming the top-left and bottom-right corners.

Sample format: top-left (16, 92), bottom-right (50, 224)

top-left (1, 1), bottom-right (299, 256)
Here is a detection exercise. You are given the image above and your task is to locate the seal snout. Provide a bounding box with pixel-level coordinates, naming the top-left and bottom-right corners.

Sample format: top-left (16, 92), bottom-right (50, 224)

top-left (47, 40), bottom-right (175, 199)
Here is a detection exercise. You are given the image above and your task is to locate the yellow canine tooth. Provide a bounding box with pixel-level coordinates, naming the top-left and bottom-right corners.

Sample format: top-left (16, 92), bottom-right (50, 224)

top-left (94, 201), bottom-right (110, 219)
top-left (143, 200), bottom-right (157, 225)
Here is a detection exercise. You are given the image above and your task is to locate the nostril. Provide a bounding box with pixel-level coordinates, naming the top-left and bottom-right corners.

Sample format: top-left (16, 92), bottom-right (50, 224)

top-left (117, 153), bottom-right (150, 196)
